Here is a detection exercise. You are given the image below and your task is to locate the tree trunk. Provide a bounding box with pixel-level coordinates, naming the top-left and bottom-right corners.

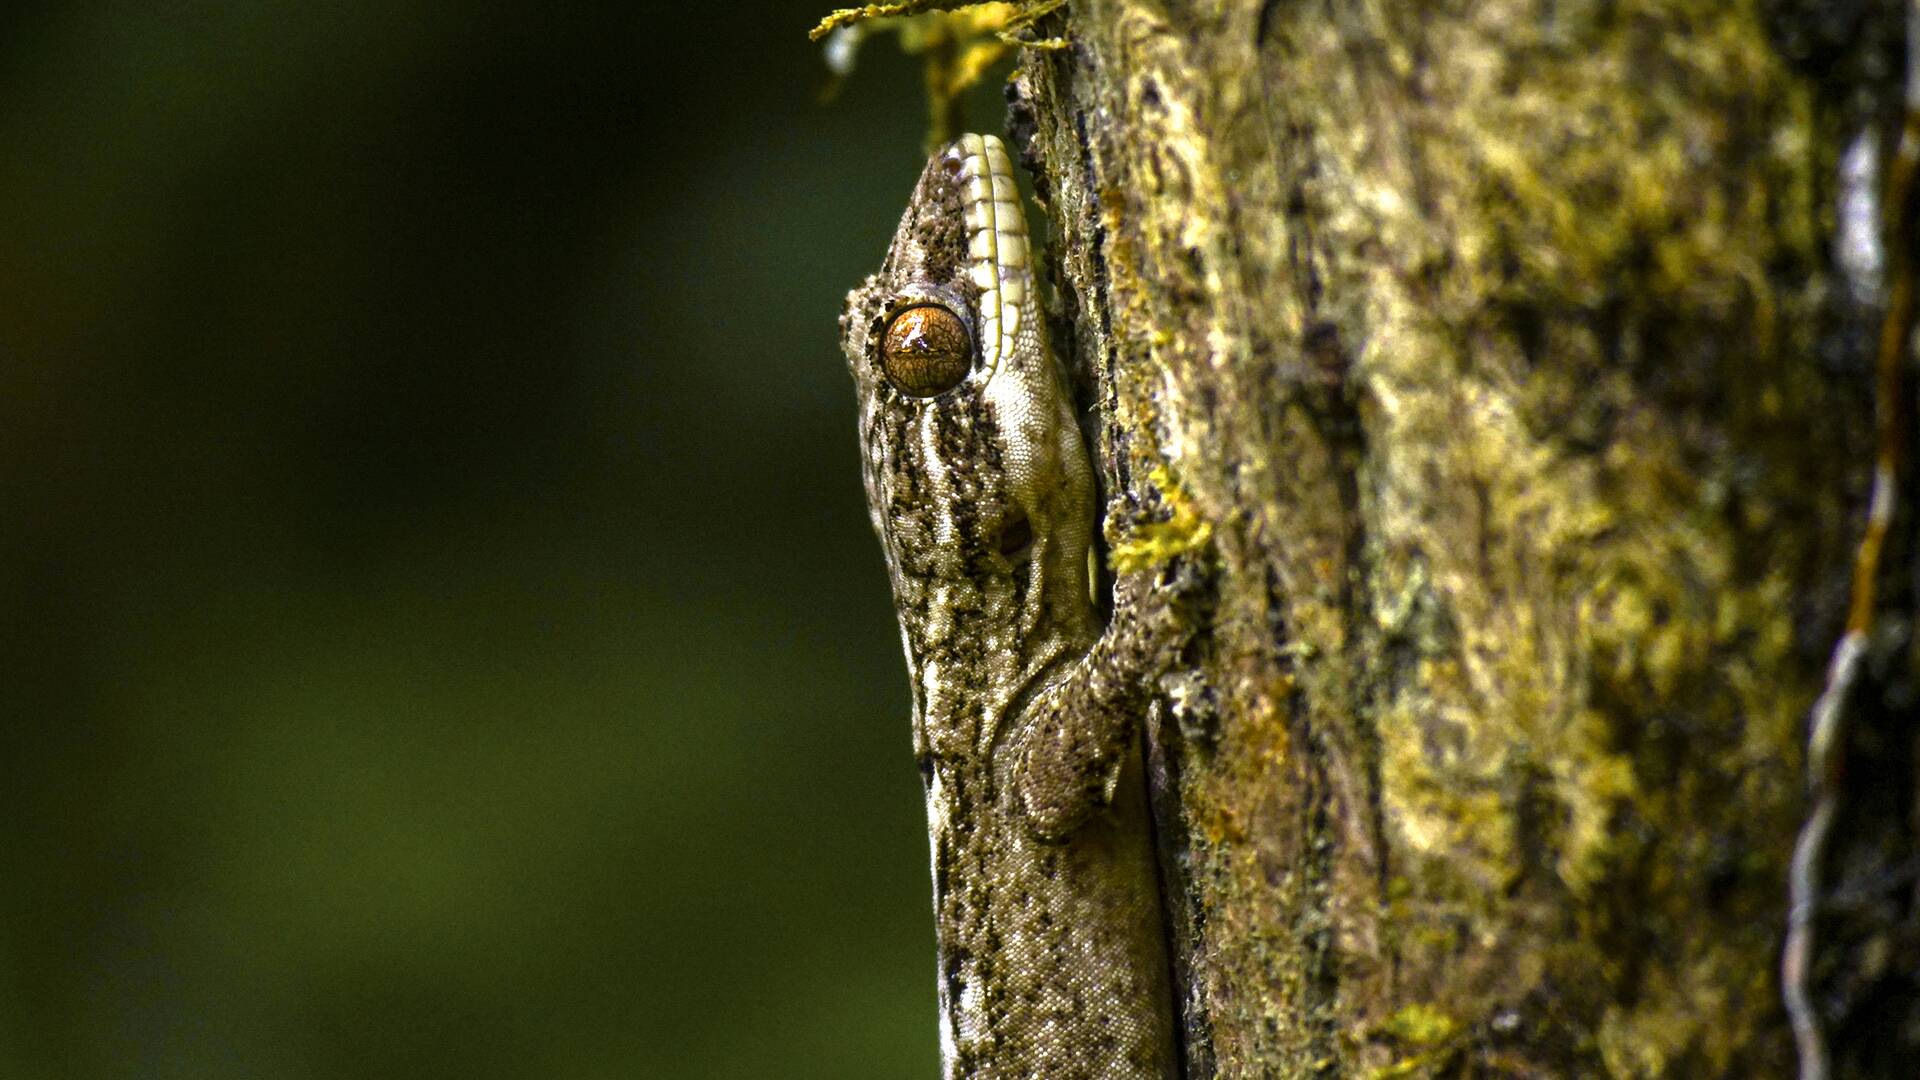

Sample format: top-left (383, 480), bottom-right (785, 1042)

top-left (1006, 0), bottom-right (1920, 1075)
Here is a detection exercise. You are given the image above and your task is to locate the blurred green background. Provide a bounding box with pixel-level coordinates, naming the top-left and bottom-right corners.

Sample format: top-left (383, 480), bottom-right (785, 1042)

top-left (0, 4), bottom-right (1010, 1076)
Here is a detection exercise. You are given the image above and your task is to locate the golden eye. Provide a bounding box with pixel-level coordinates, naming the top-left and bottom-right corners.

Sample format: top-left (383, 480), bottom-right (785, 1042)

top-left (880, 305), bottom-right (971, 397)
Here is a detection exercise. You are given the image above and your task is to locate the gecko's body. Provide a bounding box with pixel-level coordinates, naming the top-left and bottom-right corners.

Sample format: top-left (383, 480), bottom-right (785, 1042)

top-left (839, 133), bottom-right (1181, 1079)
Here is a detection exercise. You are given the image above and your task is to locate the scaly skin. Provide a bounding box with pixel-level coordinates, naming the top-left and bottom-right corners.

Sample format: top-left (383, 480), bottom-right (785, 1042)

top-left (839, 133), bottom-right (1183, 1080)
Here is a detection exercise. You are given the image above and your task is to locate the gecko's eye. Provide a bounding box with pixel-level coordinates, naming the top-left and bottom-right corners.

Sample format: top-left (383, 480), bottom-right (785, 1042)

top-left (880, 305), bottom-right (972, 397)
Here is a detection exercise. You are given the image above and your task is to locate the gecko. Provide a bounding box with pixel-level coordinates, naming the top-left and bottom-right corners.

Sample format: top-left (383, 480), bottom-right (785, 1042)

top-left (838, 132), bottom-right (1188, 1079)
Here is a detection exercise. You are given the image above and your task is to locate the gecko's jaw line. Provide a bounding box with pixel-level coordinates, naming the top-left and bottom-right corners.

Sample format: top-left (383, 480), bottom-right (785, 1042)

top-left (997, 512), bottom-right (1035, 565)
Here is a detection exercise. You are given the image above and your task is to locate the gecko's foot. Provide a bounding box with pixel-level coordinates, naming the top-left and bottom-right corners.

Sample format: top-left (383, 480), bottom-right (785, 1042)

top-left (1105, 557), bottom-right (1209, 679)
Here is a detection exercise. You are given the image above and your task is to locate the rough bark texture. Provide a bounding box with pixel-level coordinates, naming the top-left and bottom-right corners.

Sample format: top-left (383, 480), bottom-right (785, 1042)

top-left (1005, 0), bottom-right (1920, 1075)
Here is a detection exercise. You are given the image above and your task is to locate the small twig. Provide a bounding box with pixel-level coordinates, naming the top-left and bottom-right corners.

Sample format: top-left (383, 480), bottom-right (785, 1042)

top-left (1784, 634), bottom-right (1863, 1080)
top-left (1783, 8), bottom-right (1920, 1078)
top-left (810, 0), bottom-right (995, 41)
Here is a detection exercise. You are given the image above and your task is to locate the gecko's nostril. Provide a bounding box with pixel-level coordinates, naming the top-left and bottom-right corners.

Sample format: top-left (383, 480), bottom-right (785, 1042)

top-left (998, 512), bottom-right (1034, 563)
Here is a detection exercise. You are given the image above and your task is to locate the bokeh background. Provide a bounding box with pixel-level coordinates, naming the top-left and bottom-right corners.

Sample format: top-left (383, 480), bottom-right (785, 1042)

top-left (0, 4), bottom-right (1012, 1076)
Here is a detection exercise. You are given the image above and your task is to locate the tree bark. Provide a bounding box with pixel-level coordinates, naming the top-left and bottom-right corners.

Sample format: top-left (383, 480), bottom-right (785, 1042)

top-left (1007, 0), bottom-right (1920, 1075)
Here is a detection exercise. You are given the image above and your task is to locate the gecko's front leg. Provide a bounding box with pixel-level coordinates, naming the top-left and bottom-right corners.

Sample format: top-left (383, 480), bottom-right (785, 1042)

top-left (1017, 565), bottom-right (1197, 841)
top-left (838, 133), bottom-right (1189, 1079)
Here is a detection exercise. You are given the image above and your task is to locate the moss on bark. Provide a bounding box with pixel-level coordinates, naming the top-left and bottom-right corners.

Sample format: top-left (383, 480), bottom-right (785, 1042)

top-left (1008, 0), bottom-right (1897, 1075)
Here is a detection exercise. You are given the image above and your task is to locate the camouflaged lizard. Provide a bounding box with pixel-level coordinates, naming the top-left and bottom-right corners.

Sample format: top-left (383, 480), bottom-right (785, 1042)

top-left (839, 133), bottom-right (1186, 1079)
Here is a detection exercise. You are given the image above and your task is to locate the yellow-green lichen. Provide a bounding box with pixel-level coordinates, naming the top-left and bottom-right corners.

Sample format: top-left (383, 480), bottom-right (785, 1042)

top-left (812, 1), bottom-right (1069, 145)
top-left (1380, 1002), bottom-right (1461, 1045)
top-left (1362, 1003), bottom-right (1465, 1079)
top-left (1002, 0), bottom-right (1841, 1072)
top-left (1108, 465), bottom-right (1214, 574)
top-left (1297, 0), bottom-right (1827, 1073)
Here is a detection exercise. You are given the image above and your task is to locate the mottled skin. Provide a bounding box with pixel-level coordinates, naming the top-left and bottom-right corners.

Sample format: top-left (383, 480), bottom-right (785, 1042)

top-left (840, 134), bottom-right (1183, 1079)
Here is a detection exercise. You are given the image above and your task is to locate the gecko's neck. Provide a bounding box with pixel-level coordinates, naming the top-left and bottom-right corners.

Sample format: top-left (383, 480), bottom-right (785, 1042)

top-left (894, 538), bottom-right (1098, 766)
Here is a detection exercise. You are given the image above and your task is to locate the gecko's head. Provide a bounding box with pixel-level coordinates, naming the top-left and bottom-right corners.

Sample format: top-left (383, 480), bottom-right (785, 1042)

top-left (840, 134), bottom-right (1098, 716)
